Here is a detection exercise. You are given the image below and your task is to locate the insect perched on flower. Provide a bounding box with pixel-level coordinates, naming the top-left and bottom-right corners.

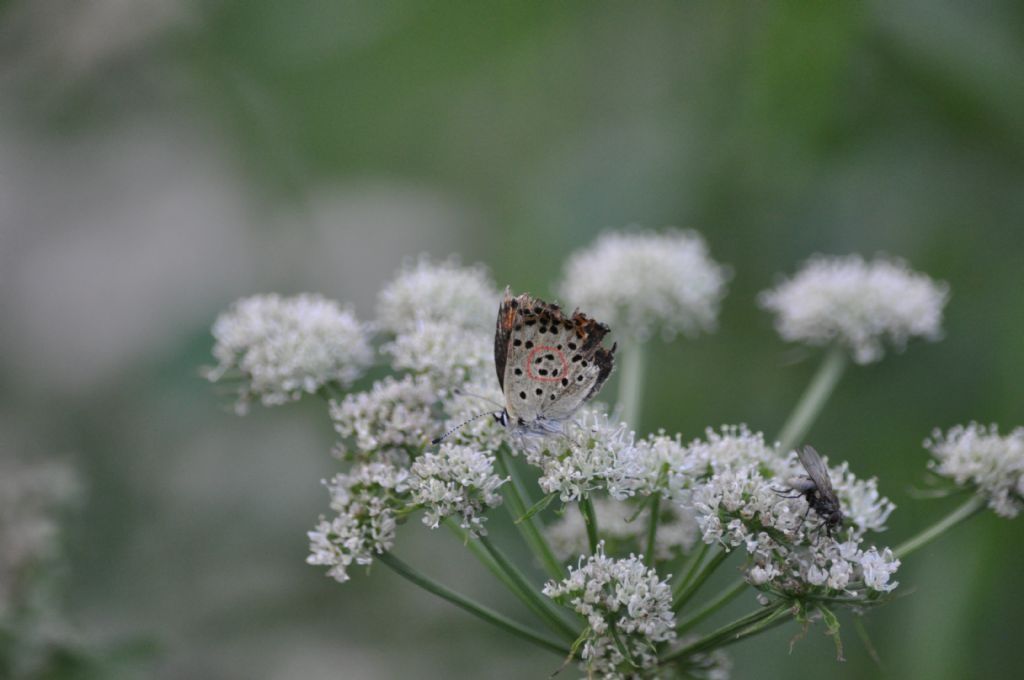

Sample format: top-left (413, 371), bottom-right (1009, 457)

top-left (787, 445), bottom-right (845, 536)
top-left (493, 288), bottom-right (616, 437)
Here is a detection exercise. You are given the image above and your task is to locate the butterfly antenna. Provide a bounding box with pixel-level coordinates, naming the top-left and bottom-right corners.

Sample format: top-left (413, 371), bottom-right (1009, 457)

top-left (431, 410), bottom-right (495, 445)
top-left (452, 387), bottom-right (504, 410)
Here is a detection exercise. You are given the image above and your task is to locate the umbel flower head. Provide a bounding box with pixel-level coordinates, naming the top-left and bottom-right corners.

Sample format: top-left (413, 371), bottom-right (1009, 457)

top-left (376, 256), bottom-right (497, 333)
top-left (558, 228), bottom-right (730, 342)
top-left (207, 293), bottom-right (373, 414)
top-left (648, 426), bottom-right (900, 598)
top-left (759, 254), bottom-right (949, 364)
top-left (535, 409), bottom-right (644, 502)
top-left (409, 443), bottom-right (506, 537)
top-left (330, 374), bottom-right (440, 466)
top-left (926, 423), bottom-right (1024, 518)
top-left (381, 320), bottom-right (492, 390)
top-left (307, 462), bottom-right (411, 583)
top-left (543, 543), bottom-right (676, 678)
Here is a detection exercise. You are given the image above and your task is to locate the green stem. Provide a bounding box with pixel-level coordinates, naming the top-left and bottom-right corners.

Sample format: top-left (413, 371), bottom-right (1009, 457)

top-left (477, 535), bottom-right (579, 642)
top-left (894, 495), bottom-right (986, 559)
top-left (673, 549), bottom-right (728, 611)
top-left (776, 345), bottom-right (847, 453)
top-left (377, 552), bottom-right (569, 656)
top-left (617, 342), bottom-right (647, 429)
top-left (494, 448), bottom-right (566, 580)
top-left (674, 578), bottom-right (747, 636)
top-left (580, 496), bottom-right (600, 554)
top-left (672, 542), bottom-right (709, 594)
top-left (645, 494), bottom-right (661, 567)
top-left (661, 603), bottom-right (789, 663)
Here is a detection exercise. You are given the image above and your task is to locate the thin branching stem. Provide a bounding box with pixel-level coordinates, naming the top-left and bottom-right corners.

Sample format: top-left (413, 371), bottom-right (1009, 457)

top-left (494, 447), bottom-right (566, 580)
top-left (776, 345), bottom-right (847, 453)
top-left (645, 494), bottom-right (661, 567)
top-left (617, 342), bottom-right (647, 429)
top-left (661, 602), bottom-right (790, 664)
top-left (580, 496), bottom-right (600, 554)
top-left (447, 522), bottom-right (575, 642)
top-left (673, 549), bottom-right (728, 611)
top-left (671, 542), bottom-right (709, 594)
top-left (377, 552), bottom-right (569, 656)
top-left (477, 534), bottom-right (579, 642)
top-left (674, 578), bottom-right (747, 636)
top-left (894, 495), bottom-right (986, 559)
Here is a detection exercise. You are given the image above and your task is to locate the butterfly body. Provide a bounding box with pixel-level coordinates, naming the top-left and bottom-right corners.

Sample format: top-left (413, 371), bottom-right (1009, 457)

top-left (494, 289), bottom-right (615, 438)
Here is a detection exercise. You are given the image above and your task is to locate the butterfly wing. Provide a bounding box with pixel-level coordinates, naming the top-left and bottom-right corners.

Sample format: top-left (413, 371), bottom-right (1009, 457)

top-left (499, 292), bottom-right (615, 425)
top-left (797, 446), bottom-right (835, 495)
top-left (494, 287), bottom-right (517, 391)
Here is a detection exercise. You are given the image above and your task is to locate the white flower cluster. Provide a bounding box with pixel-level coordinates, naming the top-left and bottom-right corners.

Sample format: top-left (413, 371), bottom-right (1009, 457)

top-left (382, 321), bottom-right (492, 390)
top-left (545, 497), bottom-right (699, 563)
top-left (536, 410), bottom-right (644, 502)
top-left (437, 378), bottom-right (509, 452)
top-left (307, 463), bottom-right (411, 583)
top-left (330, 375), bottom-right (439, 465)
top-left (559, 229), bottom-right (730, 342)
top-left (679, 428), bottom-right (899, 596)
top-left (543, 544), bottom-right (676, 678)
top-left (409, 443), bottom-right (505, 536)
top-left (208, 293), bottom-right (373, 414)
top-left (376, 257), bottom-right (497, 333)
top-left (926, 423), bottom-right (1024, 518)
top-left (0, 459), bottom-right (78, 617)
top-left (759, 255), bottom-right (949, 364)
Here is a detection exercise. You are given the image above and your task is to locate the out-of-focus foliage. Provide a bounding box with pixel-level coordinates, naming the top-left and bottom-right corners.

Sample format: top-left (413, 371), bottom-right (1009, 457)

top-left (1, 1), bottom-right (1022, 678)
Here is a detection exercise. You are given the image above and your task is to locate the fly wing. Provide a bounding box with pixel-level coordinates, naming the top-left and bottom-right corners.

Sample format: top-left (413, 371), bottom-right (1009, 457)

top-left (797, 446), bottom-right (834, 494)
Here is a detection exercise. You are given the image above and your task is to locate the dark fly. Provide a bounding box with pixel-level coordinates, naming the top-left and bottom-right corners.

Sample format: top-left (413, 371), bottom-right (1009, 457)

top-left (786, 445), bottom-right (844, 537)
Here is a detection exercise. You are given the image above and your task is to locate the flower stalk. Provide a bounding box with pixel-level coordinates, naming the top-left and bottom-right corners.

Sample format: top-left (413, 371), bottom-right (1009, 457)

top-left (477, 534), bottom-right (580, 642)
top-left (580, 496), bottom-right (600, 554)
top-left (894, 495), bottom-right (986, 559)
top-left (776, 345), bottom-right (847, 453)
top-left (617, 342), bottom-right (647, 429)
top-left (674, 578), bottom-right (747, 636)
top-left (644, 493), bottom-right (660, 567)
top-left (673, 549), bottom-right (729, 611)
top-left (662, 602), bottom-right (791, 663)
top-left (377, 551), bottom-right (569, 656)
top-left (494, 448), bottom-right (565, 580)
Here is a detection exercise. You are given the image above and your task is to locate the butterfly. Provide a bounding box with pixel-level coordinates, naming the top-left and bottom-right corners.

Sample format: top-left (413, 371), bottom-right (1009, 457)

top-left (493, 288), bottom-right (616, 437)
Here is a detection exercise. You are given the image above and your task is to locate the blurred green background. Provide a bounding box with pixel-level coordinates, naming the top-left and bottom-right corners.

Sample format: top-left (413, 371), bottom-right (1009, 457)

top-left (1, 1), bottom-right (1022, 678)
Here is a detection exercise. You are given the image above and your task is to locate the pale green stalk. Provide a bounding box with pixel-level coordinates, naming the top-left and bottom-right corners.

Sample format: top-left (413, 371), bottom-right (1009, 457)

top-left (776, 345), bottom-right (848, 453)
top-left (446, 522), bottom-right (575, 642)
top-left (673, 549), bottom-right (728, 610)
top-left (377, 552), bottom-right (568, 656)
top-left (671, 542), bottom-right (709, 594)
top-left (580, 496), bottom-right (599, 554)
top-left (894, 495), bottom-right (986, 559)
top-left (477, 534), bottom-right (579, 642)
top-left (494, 447), bottom-right (565, 580)
top-left (674, 578), bottom-right (747, 636)
top-left (661, 602), bottom-right (790, 663)
top-left (644, 494), bottom-right (660, 567)
top-left (617, 341), bottom-right (647, 429)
